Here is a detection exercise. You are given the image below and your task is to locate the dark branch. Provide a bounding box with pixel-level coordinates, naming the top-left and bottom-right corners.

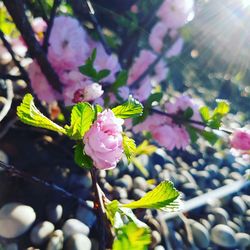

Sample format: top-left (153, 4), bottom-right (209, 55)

top-left (0, 161), bottom-right (91, 209)
top-left (43, 0), bottom-right (61, 53)
top-left (0, 30), bottom-right (30, 82)
top-left (3, 0), bottom-right (62, 93)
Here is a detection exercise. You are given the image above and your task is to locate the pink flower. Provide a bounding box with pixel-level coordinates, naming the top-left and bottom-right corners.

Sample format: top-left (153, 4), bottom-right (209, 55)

top-left (165, 95), bottom-right (203, 129)
top-left (149, 22), bottom-right (168, 53)
top-left (166, 37), bottom-right (184, 58)
top-left (72, 83), bottom-right (104, 103)
top-left (28, 61), bottom-right (62, 103)
top-left (93, 43), bottom-right (121, 83)
top-left (83, 110), bottom-right (124, 170)
top-left (157, 0), bottom-right (194, 29)
top-left (48, 16), bottom-right (89, 70)
top-left (132, 78), bottom-right (152, 102)
top-left (230, 129), bottom-right (250, 151)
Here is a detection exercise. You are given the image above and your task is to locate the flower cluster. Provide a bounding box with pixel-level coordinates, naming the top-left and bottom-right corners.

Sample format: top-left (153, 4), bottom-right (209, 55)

top-left (133, 95), bottom-right (203, 150)
top-left (27, 16), bottom-right (120, 105)
top-left (83, 109), bottom-right (124, 170)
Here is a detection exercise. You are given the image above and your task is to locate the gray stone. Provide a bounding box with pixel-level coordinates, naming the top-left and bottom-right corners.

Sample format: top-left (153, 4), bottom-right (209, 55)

top-left (232, 196), bottom-right (247, 214)
top-left (113, 187), bottom-right (128, 199)
top-left (62, 219), bottom-right (89, 238)
top-left (76, 206), bottom-right (96, 228)
top-left (211, 207), bottom-right (229, 224)
top-left (30, 221), bottom-right (55, 245)
top-left (151, 230), bottom-right (161, 248)
top-left (65, 233), bottom-right (91, 250)
top-left (154, 246), bottom-right (165, 250)
top-left (211, 224), bottom-right (237, 248)
top-left (115, 175), bottom-right (133, 190)
top-left (5, 243), bottom-right (18, 250)
top-left (241, 195), bottom-right (250, 208)
top-left (236, 233), bottom-right (250, 249)
top-left (46, 230), bottom-right (64, 250)
top-left (227, 221), bottom-right (241, 233)
top-left (0, 203), bottom-right (36, 238)
top-left (181, 182), bottom-right (197, 196)
top-left (199, 219), bottom-right (211, 231)
top-left (46, 204), bottom-right (63, 223)
top-left (133, 176), bottom-right (148, 190)
top-left (0, 150), bottom-right (8, 164)
top-left (189, 220), bottom-right (210, 249)
top-left (133, 188), bottom-right (146, 200)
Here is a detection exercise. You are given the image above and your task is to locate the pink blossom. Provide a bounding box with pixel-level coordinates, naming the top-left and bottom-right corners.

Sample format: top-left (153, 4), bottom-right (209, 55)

top-left (118, 86), bottom-right (130, 101)
top-left (72, 83), bottom-right (103, 103)
top-left (83, 109), bottom-right (124, 170)
top-left (93, 43), bottom-right (121, 83)
top-left (28, 61), bottom-right (62, 103)
top-left (132, 78), bottom-right (152, 102)
top-left (157, 0), bottom-right (194, 29)
top-left (153, 60), bottom-right (168, 83)
top-left (48, 16), bottom-right (89, 70)
top-left (149, 22), bottom-right (168, 53)
top-left (166, 37), bottom-right (184, 58)
top-left (230, 129), bottom-right (250, 151)
top-left (32, 17), bottom-right (47, 33)
top-left (165, 95), bottom-right (203, 129)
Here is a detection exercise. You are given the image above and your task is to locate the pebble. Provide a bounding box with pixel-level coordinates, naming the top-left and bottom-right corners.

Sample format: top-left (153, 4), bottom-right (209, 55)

top-left (30, 221), bottom-right (55, 245)
top-left (115, 175), bottom-right (133, 190)
top-left (133, 188), bottom-right (146, 200)
top-left (189, 220), bottom-right (210, 249)
top-left (181, 182), bottom-right (197, 196)
top-left (75, 206), bottom-right (96, 228)
top-left (46, 203), bottom-right (63, 223)
top-left (154, 246), bottom-right (165, 250)
top-left (232, 196), bottom-right (247, 214)
top-left (62, 219), bottom-right (89, 238)
top-left (199, 219), bottom-right (211, 231)
top-left (227, 221), bottom-right (241, 233)
top-left (0, 203), bottom-right (36, 238)
top-left (235, 232), bottom-right (250, 249)
top-left (211, 224), bottom-right (237, 248)
top-left (133, 176), bottom-right (148, 190)
top-left (0, 150), bottom-right (8, 164)
top-left (46, 230), bottom-right (64, 250)
top-left (211, 207), bottom-right (229, 224)
top-left (241, 195), bottom-right (250, 208)
top-left (65, 233), bottom-right (91, 250)
top-left (5, 243), bottom-right (18, 250)
top-left (151, 230), bottom-right (162, 248)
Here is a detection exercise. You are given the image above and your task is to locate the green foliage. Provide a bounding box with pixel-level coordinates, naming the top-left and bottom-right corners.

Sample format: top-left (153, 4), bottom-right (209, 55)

top-left (122, 135), bottom-right (136, 162)
top-left (74, 143), bottom-right (93, 169)
top-left (201, 130), bottom-right (218, 145)
top-left (112, 96), bottom-right (143, 119)
top-left (79, 49), bottom-right (110, 82)
top-left (112, 70), bottom-right (128, 90)
top-left (17, 94), bottom-right (66, 134)
top-left (199, 106), bottom-right (210, 122)
top-left (122, 181), bottom-right (180, 211)
top-left (134, 140), bottom-right (157, 156)
top-left (112, 222), bottom-right (151, 250)
top-left (183, 107), bottom-right (194, 119)
top-left (145, 92), bottom-right (163, 107)
top-left (65, 102), bottom-right (95, 140)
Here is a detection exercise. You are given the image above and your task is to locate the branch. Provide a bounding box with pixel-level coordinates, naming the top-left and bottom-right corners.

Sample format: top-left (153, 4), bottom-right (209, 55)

top-left (0, 30), bottom-right (30, 82)
top-left (3, 0), bottom-right (62, 93)
top-left (90, 168), bottom-right (106, 250)
top-left (43, 0), bottom-right (61, 53)
top-left (0, 161), bottom-right (92, 209)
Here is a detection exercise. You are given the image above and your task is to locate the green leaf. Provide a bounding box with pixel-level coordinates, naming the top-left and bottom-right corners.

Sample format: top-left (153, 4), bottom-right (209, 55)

top-left (112, 96), bottom-right (143, 119)
top-left (106, 200), bottom-right (123, 228)
top-left (74, 143), bottom-right (93, 169)
top-left (186, 126), bottom-right (198, 144)
top-left (199, 106), bottom-right (210, 122)
top-left (134, 140), bottom-right (157, 156)
top-left (213, 99), bottom-right (230, 116)
top-left (112, 70), bottom-right (128, 90)
top-left (201, 130), bottom-right (218, 145)
top-left (131, 157), bottom-right (149, 177)
top-left (122, 181), bottom-right (180, 211)
top-left (17, 94), bottom-right (66, 134)
top-left (122, 135), bottom-right (136, 162)
top-left (183, 107), bottom-right (194, 119)
top-left (79, 49), bottom-right (98, 79)
top-left (112, 222), bottom-right (151, 250)
top-left (145, 92), bottom-right (163, 107)
top-left (96, 69), bottom-right (110, 81)
top-left (132, 108), bottom-right (149, 126)
top-left (65, 102), bottom-right (95, 140)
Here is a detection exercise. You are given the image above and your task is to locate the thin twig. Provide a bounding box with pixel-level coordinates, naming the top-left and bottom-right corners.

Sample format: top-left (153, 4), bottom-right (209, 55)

top-left (0, 29), bottom-right (30, 82)
top-left (90, 168), bottom-right (106, 250)
top-left (43, 0), bottom-right (61, 53)
top-left (0, 117), bottom-right (18, 139)
top-left (0, 74), bottom-right (26, 81)
top-left (0, 80), bottom-right (14, 122)
top-left (0, 161), bottom-right (92, 209)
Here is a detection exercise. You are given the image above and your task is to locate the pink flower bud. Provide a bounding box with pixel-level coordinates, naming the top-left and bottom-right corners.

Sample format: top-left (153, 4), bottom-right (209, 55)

top-left (230, 129), bottom-right (250, 151)
top-left (83, 110), bottom-right (124, 170)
